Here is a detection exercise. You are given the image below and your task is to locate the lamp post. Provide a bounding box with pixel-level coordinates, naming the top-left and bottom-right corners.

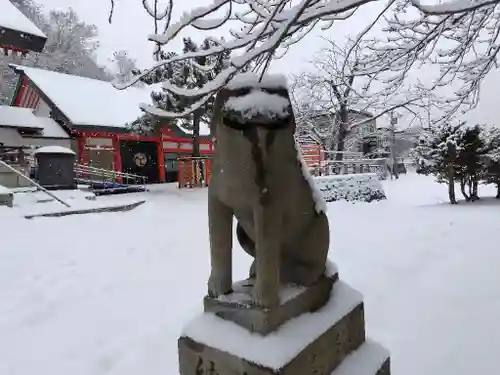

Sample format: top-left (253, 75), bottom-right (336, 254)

top-left (390, 111), bottom-right (399, 179)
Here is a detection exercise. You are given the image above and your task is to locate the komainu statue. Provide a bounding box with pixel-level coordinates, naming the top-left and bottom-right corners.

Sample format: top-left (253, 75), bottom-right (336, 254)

top-left (207, 74), bottom-right (330, 309)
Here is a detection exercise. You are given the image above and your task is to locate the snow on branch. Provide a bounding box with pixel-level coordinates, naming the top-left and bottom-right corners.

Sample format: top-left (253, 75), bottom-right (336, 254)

top-left (108, 0), bottom-right (379, 117)
top-left (411, 0), bottom-right (500, 15)
top-left (290, 36), bottom-right (432, 148)
top-left (357, 0), bottom-right (500, 123)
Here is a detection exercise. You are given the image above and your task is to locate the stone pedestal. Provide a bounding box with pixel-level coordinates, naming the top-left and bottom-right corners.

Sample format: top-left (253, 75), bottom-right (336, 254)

top-left (178, 265), bottom-right (390, 375)
top-left (0, 185), bottom-right (13, 207)
top-left (204, 273), bottom-right (338, 335)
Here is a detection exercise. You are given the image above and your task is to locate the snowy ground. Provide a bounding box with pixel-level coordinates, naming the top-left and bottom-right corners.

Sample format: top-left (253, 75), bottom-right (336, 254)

top-left (1, 174), bottom-right (500, 375)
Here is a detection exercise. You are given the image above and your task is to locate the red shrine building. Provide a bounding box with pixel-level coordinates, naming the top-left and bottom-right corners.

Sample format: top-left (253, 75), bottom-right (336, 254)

top-left (7, 65), bottom-right (214, 183)
top-left (0, 0), bottom-right (46, 56)
top-left (1, 1), bottom-right (213, 184)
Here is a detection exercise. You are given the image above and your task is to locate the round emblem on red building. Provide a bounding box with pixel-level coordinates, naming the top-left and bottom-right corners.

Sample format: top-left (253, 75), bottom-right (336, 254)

top-left (133, 152), bottom-right (148, 167)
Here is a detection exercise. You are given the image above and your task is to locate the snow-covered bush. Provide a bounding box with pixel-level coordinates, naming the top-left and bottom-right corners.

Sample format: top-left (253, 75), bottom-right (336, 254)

top-left (314, 173), bottom-right (386, 203)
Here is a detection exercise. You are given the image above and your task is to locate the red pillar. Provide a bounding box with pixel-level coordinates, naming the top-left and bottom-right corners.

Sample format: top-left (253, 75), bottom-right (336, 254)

top-left (157, 139), bottom-right (165, 183)
top-left (77, 136), bottom-right (86, 165)
top-left (13, 77), bottom-right (28, 107)
top-left (112, 137), bottom-right (123, 183)
top-left (79, 136), bottom-right (89, 179)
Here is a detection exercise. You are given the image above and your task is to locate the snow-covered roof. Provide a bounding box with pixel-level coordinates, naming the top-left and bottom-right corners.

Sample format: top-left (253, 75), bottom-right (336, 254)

top-left (34, 146), bottom-right (75, 155)
top-left (32, 117), bottom-right (70, 139)
top-left (11, 65), bottom-right (157, 129)
top-left (0, 105), bottom-right (69, 139)
top-left (0, 0), bottom-right (46, 38)
top-left (0, 105), bottom-right (43, 129)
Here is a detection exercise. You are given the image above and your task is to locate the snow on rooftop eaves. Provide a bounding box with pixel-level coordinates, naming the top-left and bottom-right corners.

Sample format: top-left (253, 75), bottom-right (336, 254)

top-left (0, 106), bottom-right (43, 130)
top-left (33, 117), bottom-right (70, 139)
top-left (0, 0), bottom-right (46, 38)
top-left (226, 72), bottom-right (288, 91)
top-left (11, 65), bottom-right (158, 129)
top-left (34, 146), bottom-right (75, 155)
top-left (0, 106), bottom-right (69, 138)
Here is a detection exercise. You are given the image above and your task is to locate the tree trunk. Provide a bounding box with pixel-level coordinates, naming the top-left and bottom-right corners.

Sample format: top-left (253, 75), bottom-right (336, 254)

top-left (471, 178), bottom-right (479, 201)
top-left (390, 121), bottom-right (399, 180)
top-left (449, 170), bottom-right (457, 204)
top-left (192, 110), bottom-right (201, 157)
top-left (460, 178), bottom-right (470, 201)
top-left (496, 183), bottom-right (500, 199)
top-left (335, 106), bottom-right (348, 161)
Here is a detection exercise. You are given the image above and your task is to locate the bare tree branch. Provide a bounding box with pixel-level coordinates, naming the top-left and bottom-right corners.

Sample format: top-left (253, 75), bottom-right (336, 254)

top-left (291, 37), bottom-right (430, 156)
top-left (107, 0), bottom-right (384, 117)
top-left (357, 0), bottom-right (500, 124)
top-left (411, 0), bottom-right (500, 15)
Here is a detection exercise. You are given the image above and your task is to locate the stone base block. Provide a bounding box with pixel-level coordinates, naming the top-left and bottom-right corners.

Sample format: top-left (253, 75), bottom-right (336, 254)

top-left (0, 192), bottom-right (13, 208)
top-left (204, 272), bottom-right (338, 335)
top-left (331, 340), bottom-right (390, 375)
top-left (180, 281), bottom-right (378, 375)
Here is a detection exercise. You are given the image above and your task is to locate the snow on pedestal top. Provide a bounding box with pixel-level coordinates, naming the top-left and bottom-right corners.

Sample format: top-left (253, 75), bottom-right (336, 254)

top-left (0, 184), bottom-right (12, 195)
top-left (331, 339), bottom-right (389, 375)
top-left (223, 89), bottom-right (291, 120)
top-left (182, 280), bottom-right (362, 370)
top-left (0, 0), bottom-right (46, 38)
top-left (226, 72), bottom-right (288, 91)
top-left (34, 146), bottom-right (75, 155)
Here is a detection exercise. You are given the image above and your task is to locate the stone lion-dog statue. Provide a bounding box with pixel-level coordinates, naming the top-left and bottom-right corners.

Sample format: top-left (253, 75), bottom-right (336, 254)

top-left (207, 74), bottom-right (330, 309)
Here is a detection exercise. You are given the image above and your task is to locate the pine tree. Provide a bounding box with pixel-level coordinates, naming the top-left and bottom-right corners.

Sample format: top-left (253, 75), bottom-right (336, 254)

top-left (481, 127), bottom-right (500, 199)
top-left (415, 124), bottom-right (462, 204)
top-left (132, 37), bottom-right (231, 156)
top-left (455, 125), bottom-right (485, 201)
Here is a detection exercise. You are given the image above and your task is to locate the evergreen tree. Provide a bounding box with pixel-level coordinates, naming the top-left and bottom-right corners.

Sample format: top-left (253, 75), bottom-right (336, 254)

top-left (455, 125), bottom-right (485, 201)
top-left (481, 127), bottom-right (500, 199)
top-left (132, 37), bottom-right (231, 156)
top-left (414, 124), bottom-right (462, 204)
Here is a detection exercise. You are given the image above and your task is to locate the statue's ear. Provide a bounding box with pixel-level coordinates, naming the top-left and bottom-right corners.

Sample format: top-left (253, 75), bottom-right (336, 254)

top-left (290, 115), bottom-right (297, 133)
top-left (210, 89), bottom-right (227, 138)
top-left (284, 90), bottom-right (296, 133)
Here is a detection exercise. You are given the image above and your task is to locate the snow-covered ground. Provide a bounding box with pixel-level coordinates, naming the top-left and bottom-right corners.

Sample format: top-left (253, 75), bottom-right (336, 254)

top-left (1, 174), bottom-right (500, 375)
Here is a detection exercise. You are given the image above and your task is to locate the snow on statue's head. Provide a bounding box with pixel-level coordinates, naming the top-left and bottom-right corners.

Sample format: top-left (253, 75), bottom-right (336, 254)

top-left (211, 73), bottom-right (296, 163)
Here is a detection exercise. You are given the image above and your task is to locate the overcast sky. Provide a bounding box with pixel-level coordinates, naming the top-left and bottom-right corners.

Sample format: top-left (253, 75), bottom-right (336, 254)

top-left (33, 0), bottom-right (500, 127)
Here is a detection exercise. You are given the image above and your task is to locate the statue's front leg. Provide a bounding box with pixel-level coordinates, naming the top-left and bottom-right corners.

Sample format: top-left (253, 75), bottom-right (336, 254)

top-left (208, 194), bottom-right (233, 297)
top-left (252, 204), bottom-right (281, 309)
